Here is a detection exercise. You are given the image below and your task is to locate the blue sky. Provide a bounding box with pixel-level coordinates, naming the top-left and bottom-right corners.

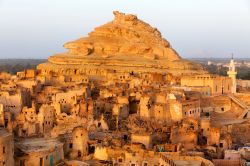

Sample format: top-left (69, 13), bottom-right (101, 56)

top-left (0, 0), bottom-right (249, 59)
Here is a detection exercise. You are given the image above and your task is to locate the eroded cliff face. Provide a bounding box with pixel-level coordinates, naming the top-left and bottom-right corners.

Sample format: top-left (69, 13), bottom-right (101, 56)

top-left (39, 11), bottom-right (205, 76)
top-left (63, 11), bottom-right (181, 61)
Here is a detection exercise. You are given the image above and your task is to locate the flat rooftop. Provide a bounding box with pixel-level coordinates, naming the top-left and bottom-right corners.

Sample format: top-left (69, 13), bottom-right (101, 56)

top-left (174, 160), bottom-right (201, 166)
top-left (15, 138), bottom-right (63, 153)
top-left (0, 128), bottom-right (12, 137)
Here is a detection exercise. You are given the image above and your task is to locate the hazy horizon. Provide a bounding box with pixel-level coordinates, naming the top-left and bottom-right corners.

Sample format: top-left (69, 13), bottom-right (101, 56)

top-left (0, 0), bottom-right (250, 59)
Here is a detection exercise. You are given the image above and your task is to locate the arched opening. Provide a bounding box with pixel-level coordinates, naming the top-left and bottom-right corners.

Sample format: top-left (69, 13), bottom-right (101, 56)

top-left (123, 135), bottom-right (128, 141)
top-left (78, 151), bottom-right (82, 157)
top-left (69, 143), bottom-right (73, 149)
top-left (88, 144), bottom-right (95, 154)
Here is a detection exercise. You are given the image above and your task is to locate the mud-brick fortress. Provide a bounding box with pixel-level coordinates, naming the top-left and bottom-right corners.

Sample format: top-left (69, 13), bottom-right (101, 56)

top-left (0, 11), bottom-right (250, 166)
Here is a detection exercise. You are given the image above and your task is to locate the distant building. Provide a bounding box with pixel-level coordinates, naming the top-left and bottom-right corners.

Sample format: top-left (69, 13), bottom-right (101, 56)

top-left (181, 74), bottom-right (232, 96)
top-left (207, 60), bottom-right (213, 65)
top-left (237, 79), bottom-right (250, 89)
top-left (227, 57), bottom-right (237, 93)
top-left (0, 128), bottom-right (14, 166)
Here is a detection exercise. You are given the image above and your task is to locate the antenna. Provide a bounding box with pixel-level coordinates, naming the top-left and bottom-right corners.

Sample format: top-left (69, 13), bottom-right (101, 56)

top-left (231, 53), bottom-right (234, 60)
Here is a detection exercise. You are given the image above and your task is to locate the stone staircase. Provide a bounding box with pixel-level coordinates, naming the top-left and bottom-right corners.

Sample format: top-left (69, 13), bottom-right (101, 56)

top-left (159, 153), bottom-right (215, 166)
top-left (55, 161), bottom-right (65, 166)
top-left (159, 153), bottom-right (177, 166)
top-left (228, 94), bottom-right (250, 119)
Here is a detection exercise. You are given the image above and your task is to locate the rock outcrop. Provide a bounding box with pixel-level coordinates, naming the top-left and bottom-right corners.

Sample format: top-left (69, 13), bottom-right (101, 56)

top-left (64, 11), bottom-right (181, 61)
top-left (38, 11), bottom-right (206, 76)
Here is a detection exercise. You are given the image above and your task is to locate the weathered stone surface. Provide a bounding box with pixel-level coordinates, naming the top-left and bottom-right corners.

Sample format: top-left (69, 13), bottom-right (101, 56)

top-left (38, 11), bottom-right (205, 76)
top-left (63, 11), bottom-right (180, 60)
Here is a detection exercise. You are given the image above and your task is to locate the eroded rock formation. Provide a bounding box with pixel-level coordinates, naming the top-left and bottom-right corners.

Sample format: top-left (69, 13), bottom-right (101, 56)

top-left (64, 11), bottom-right (181, 60)
top-left (38, 11), bottom-right (205, 76)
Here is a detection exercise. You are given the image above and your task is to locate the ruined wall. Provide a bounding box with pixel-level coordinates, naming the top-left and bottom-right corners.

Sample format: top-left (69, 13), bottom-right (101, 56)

top-left (54, 92), bottom-right (77, 113)
top-left (0, 129), bottom-right (14, 166)
top-left (131, 134), bottom-right (152, 149)
top-left (153, 104), bottom-right (171, 121)
top-left (169, 100), bottom-right (183, 122)
top-left (112, 104), bottom-right (129, 119)
top-left (139, 95), bottom-right (153, 119)
top-left (170, 127), bottom-right (197, 150)
top-left (0, 104), bottom-right (4, 127)
top-left (105, 147), bottom-right (160, 166)
top-left (182, 99), bottom-right (201, 119)
top-left (37, 105), bottom-right (55, 135)
top-left (0, 91), bottom-right (23, 117)
top-left (207, 128), bottom-right (220, 146)
top-left (200, 118), bottom-right (210, 137)
top-left (71, 127), bottom-right (88, 157)
top-left (231, 122), bottom-right (250, 144)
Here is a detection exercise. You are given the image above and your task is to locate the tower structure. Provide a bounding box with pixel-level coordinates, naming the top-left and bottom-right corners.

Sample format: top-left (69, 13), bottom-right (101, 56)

top-left (227, 55), bottom-right (237, 93)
